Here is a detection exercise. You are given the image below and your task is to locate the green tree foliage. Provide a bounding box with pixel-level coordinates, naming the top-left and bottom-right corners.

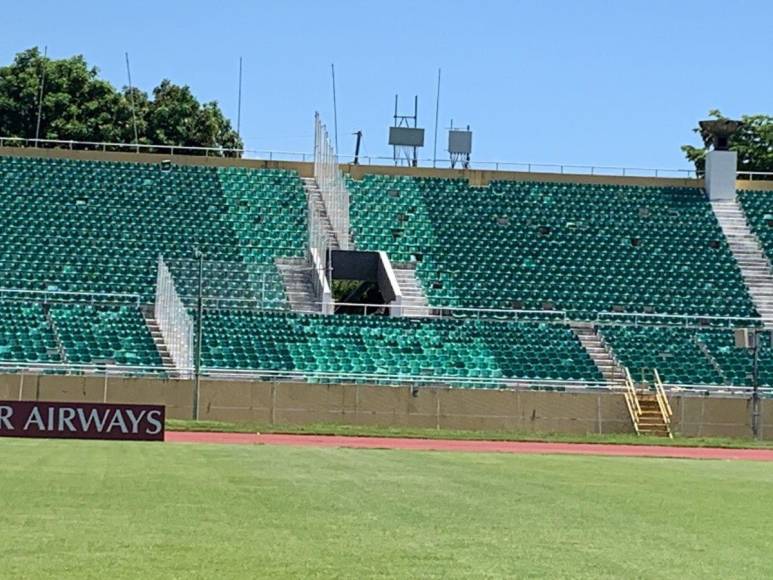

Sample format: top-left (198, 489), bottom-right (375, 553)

top-left (0, 48), bottom-right (242, 154)
top-left (682, 110), bottom-right (773, 175)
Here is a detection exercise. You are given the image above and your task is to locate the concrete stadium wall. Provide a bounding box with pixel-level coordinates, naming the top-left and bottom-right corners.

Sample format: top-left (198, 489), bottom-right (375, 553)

top-left (736, 180), bottom-right (773, 192)
top-left (0, 373), bottom-right (769, 439)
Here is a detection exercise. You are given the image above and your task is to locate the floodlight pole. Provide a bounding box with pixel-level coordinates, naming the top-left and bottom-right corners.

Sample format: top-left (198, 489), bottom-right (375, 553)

top-left (193, 249), bottom-right (204, 421)
top-left (125, 52), bottom-right (140, 153)
top-left (236, 56), bottom-right (243, 137)
top-left (432, 68), bottom-right (441, 168)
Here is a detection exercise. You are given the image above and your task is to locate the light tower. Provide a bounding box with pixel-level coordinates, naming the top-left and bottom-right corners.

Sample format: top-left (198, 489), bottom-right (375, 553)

top-left (388, 95), bottom-right (425, 167)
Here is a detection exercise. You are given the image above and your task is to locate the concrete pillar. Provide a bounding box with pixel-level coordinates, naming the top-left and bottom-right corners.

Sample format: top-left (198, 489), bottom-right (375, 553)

top-left (705, 150), bottom-right (737, 200)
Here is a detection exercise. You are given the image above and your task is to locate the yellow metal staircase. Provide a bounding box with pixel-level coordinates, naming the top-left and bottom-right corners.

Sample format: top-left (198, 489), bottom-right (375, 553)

top-left (622, 368), bottom-right (673, 438)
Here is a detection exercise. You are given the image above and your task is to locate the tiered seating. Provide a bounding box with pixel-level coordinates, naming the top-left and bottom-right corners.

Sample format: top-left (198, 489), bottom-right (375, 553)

top-left (738, 190), bottom-right (773, 262)
top-left (0, 157), bottom-right (307, 305)
top-left (50, 304), bottom-right (162, 367)
top-left (695, 329), bottom-right (773, 387)
top-left (0, 302), bottom-right (60, 363)
top-left (202, 310), bottom-right (602, 384)
top-left (349, 175), bottom-right (755, 319)
top-left (600, 325), bottom-right (722, 385)
top-left (601, 325), bottom-right (773, 386)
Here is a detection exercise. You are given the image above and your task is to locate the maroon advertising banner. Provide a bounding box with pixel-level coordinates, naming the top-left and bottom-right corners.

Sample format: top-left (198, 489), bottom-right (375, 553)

top-left (0, 401), bottom-right (165, 442)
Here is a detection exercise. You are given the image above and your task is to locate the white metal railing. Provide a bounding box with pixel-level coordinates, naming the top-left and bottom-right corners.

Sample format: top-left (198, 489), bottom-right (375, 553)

top-left (307, 175), bottom-right (331, 269)
top-left (313, 113), bottom-right (351, 249)
top-left (0, 360), bottom-right (178, 376)
top-left (737, 170), bottom-right (773, 182)
top-left (596, 311), bottom-right (763, 329)
top-left (1, 358), bottom-right (772, 396)
top-left (154, 257), bottom-right (194, 377)
top-left (0, 134), bottom-right (702, 179)
top-left (0, 288), bottom-right (140, 306)
top-left (200, 367), bottom-right (612, 390)
top-left (0, 136), bottom-right (313, 162)
top-left (164, 257), bottom-right (288, 309)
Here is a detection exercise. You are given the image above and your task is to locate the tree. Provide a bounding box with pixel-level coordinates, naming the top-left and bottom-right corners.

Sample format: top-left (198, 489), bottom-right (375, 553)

top-left (682, 110), bottom-right (773, 175)
top-left (0, 48), bottom-right (243, 155)
top-left (145, 80), bottom-right (242, 152)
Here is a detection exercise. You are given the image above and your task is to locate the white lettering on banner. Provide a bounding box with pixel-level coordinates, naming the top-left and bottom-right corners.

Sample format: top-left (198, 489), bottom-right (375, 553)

top-left (146, 410), bottom-right (163, 435)
top-left (58, 408), bottom-right (77, 432)
top-left (125, 409), bottom-right (147, 434)
top-left (107, 411), bottom-right (129, 434)
top-left (76, 408), bottom-right (109, 432)
top-left (47, 407), bottom-right (55, 431)
top-left (0, 406), bottom-right (13, 430)
top-left (24, 407), bottom-right (46, 431)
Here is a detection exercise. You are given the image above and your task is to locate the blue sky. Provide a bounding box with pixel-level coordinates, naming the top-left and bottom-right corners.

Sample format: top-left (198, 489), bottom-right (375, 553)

top-left (1, 0), bottom-right (771, 169)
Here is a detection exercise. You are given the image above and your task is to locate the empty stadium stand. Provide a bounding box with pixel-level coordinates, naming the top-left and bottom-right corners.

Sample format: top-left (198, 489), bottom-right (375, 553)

top-left (0, 155), bottom-right (309, 370)
top-left (50, 303), bottom-right (163, 367)
top-left (201, 310), bottom-right (603, 384)
top-left (0, 156), bottom-right (307, 303)
top-left (2, 149), bottom-right (773, 395)
top-left (348, 174), bottom-right (756, 319)
top-left (0, 301), bottom-right (60, 364)
top-left (601, 324), bottom-right (773, 388)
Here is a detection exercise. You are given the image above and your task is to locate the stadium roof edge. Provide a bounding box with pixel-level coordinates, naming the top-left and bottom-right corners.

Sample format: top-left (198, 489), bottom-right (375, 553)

top-left (2, 145), bottom-right (770, 190)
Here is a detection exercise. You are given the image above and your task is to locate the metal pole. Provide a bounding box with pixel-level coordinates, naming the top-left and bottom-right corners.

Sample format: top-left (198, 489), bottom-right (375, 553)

top-left (752, 330), bottom-right (760, 439)
top-left (125, 52), bottom-right (140, 153)
top-left (34, 46), bottom-right (48, 146)
top-left (413, 95), bottom-right (419, 167)
top-left (193, 251), bottom-right (204, 421)
top-left (236, 56), bottom-right (243, 137)
top-left (393, 94), bottom-right (398, 165)
top-left (432, 68), bottom-right (441, 168)
top-left (331, 64), bottom-right (339, 153)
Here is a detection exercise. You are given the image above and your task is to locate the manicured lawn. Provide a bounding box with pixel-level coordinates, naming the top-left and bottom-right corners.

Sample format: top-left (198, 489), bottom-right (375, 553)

top-left (167, 418), bottom-right (773, 449)
top-left (1, 438), bottom-right (772, 578)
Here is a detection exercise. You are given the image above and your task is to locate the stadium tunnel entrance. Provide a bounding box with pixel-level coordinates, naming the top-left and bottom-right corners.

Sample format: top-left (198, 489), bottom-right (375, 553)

top-left (329, 250), bottom-right (402, 315)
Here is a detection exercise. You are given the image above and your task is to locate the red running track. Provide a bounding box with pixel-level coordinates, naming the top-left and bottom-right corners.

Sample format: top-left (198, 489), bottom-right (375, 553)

top-left (166, 431), bottom-right (773, 461)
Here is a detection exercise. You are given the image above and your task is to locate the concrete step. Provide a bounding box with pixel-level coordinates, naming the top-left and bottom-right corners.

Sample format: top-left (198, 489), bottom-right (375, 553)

top-left (142, 306), bottom-right (180, 375)
top-left (393, 267), bottom-right (430, 318)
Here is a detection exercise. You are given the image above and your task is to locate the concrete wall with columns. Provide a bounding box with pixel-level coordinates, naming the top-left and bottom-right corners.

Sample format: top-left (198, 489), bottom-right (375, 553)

top-left (0, 373), bottom-right (769, 439)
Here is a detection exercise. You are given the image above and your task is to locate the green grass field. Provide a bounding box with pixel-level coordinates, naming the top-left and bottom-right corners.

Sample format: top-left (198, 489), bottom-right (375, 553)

top-left (2, 438), bottom-right (772, 579)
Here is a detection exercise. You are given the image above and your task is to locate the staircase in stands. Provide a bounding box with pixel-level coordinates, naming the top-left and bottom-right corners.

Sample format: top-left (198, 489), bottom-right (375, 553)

top-left (276, 257), bottom-right (321, 313)
top-left (712, 198), bottom-right (773, 327)
top-left (302, 177), bottom-right (340, 250)
top-left (141, 306), bottom-right (178, 374)
top-left (392, 264), bottom-right (430, 317)
top-left (570, 322), bottom-right (626, 386)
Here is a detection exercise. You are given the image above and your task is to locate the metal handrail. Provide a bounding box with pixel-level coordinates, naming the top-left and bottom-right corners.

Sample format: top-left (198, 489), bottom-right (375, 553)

top-left (201, 366), bottom-right (612, 390)
top-left (652, 368), bottom-right (673, 438)
top-left (3, 358), bottom-right (772, 396)
top-left (0, 288), bottom-right (141, 306)
top-left (0, 136), bottom-right (698, 179)
top-left (653, 369), bottom-right (673, 419)
top-left (737, 171), bottom-right (773, 182)
top-left (625, 368), bottom-right (642, 414)
top-left (622, 367), bottom-right (641, 434)
top-left (597, 311), bottom-right (762, 329)
top-left (0, 360), bottom-right (176, 375)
